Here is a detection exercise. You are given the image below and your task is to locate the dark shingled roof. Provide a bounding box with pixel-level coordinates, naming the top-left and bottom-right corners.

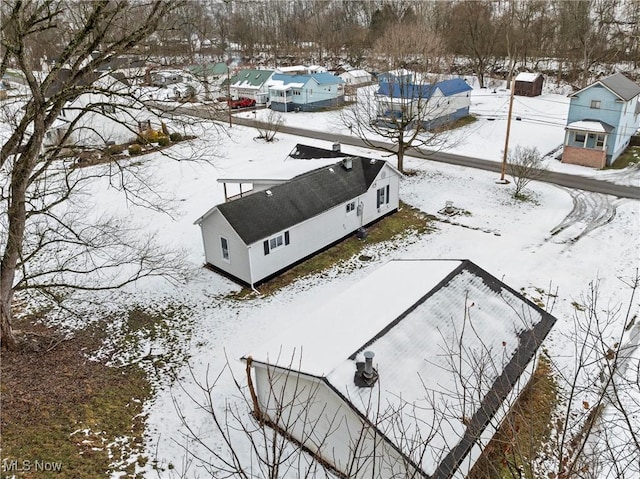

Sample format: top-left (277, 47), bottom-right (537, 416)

top-left (599, 73), bottom-right (640, 101)
top-left (287, 143), bottom-right (350, 160)
top-left (217, 157), bottom-right (385, 245)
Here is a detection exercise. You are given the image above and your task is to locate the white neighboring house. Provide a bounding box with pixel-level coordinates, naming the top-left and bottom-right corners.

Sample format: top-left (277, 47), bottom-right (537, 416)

top-left (339, 69), bottom-right (374, 86)
top-left (228, 69), bottom-right (275, 104)
top-left (194, 144), bottom-right (402, 286)
top-left (245, 259), bottom-right (557, 479)
top-left (43, 72), bottom-right (159, 150)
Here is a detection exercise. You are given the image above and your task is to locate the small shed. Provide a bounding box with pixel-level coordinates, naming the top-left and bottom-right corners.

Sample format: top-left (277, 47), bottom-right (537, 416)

top-left (514, 72), bottom-right (543, 97)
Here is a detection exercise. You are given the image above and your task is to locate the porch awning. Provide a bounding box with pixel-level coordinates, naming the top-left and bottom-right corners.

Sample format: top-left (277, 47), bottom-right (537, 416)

top-left (566, 120), bottom-right (614, 134)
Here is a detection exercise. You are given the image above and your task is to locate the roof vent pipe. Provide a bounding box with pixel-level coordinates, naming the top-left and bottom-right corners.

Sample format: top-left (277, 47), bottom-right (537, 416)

top-left (354, 350), bottom-right (378, 388)
top-left (363, 351), bottom-right (375, 379)
top-left (332, 142), bottom-right (341, 152)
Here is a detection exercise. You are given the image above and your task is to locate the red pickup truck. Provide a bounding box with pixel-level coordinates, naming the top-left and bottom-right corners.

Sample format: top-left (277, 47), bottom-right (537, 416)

top-left (218, 97), bottom-right (256, 109)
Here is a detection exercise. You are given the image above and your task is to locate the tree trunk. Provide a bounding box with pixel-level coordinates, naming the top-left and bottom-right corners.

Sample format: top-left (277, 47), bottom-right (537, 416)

top-left (1, 152), bottom-right (31, 349)
top-left (0, 300), bottom-right (17, 349)
top-left (397, 142), bottom-right (405, 173)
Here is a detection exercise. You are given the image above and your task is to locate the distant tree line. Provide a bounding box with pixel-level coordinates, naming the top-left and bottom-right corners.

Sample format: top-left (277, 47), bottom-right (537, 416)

top-left (166, 0), bottom-right (638, 89)
top-left (18, 1), bottom-right (639, 89)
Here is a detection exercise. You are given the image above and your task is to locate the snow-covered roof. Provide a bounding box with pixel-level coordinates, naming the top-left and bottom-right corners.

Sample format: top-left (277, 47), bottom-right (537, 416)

top-left (341, 69), bottom-right (372, 80)
top-left (216, 158), bottom-right (341, 184)
top-left (248, 259), bottom-right (556, 476)
top-left (276, 65), bottom-right (308, 74)
top-left (566, 120), bottom-right (614, 133)
top-left (230, 69), bottom-right (275, 89)
top-left (268, 72), bottom-right (343, 90)
top-left (515, 72), bottom-right (542, 82)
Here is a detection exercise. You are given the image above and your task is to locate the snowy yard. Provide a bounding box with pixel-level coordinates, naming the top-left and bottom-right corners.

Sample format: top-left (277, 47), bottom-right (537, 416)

top-left (72, 117), bottom-right (636, 476)
top-left (3, 78), bottom-right (639, 477)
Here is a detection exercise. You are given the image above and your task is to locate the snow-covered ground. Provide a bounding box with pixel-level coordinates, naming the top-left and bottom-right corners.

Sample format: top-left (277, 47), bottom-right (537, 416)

top-left (118, 125), bottom-right (637, 476)
top-left (2, 78), bottom-right (639, 477)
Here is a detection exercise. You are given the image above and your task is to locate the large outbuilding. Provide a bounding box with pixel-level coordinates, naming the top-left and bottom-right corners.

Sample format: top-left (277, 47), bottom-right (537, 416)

top-left (245, 258), bottom-right (557, 479)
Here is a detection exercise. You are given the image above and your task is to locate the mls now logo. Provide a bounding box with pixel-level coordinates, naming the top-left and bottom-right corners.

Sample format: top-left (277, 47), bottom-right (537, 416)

top-left (2, 458), bottom-right (62, 472)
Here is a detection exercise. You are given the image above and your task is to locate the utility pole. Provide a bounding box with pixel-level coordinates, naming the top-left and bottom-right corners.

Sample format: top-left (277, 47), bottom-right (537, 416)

top-left (500, 77), bottom-right (516, 182)
top-left (227, 59), bottom-right (232, 128)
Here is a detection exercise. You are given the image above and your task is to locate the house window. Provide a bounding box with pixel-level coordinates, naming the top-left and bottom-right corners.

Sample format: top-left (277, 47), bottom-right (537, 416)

top-left (263, 231), bottom-right (290, 255)
top-left (596, 134), bottom-right (605, 148)
top-left (590, 100), bottom-right (601, 109)
top-left (574, 132), bottom-right (586, 143)
top-left (270, 234), bottom-right (284, 250)
top-left (346, 201), bottom-right (356, 214)
top-left (377, 185), bottom-right (390, 208)
top-left (220, 237), bottom-right (230, 262)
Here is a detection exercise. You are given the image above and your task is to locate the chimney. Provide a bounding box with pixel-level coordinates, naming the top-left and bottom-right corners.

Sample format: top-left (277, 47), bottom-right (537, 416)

top-left (332, 142), bottom-right (341, 152)
top-left (354, 350), bottom-right (378, 387)
top-left (342, 157), bottom-right (353, 170)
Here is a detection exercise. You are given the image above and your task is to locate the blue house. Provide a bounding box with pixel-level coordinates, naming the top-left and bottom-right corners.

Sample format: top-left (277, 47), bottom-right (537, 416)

top-left (562, 73), bottom-right (640, 168)
top-left (268, 73), bottom-right (345, 112)
top-left (375, 77), bottom-right (472, 130)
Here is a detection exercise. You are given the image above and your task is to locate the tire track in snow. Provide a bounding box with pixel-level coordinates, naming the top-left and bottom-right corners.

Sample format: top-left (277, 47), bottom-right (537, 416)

top-left (549, 188), bottom-right (620, 243)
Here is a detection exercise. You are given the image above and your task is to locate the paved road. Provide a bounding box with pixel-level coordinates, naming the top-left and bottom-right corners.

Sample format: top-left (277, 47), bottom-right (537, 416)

top-left (153, 102), bottom-right (640, 200)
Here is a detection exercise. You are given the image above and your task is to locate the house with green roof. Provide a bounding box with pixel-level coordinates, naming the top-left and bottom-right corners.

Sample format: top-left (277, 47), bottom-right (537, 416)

top-left (188, 62), bottom-right (229, 87)
top-left (229, 68), bottom-right (275, 104)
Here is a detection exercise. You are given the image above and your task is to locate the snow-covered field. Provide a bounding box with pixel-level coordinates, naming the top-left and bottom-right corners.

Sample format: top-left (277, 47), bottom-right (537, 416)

top-left (3, 79), bottom-right (639, 477)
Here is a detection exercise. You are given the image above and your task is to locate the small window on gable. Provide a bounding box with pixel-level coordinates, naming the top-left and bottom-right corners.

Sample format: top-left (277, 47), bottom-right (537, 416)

top-left (376, 186), bottom-right (389, 208)
top-left (220, 237), bottom-right (229, 262)
top-left (590, 100), bottom-right (601, 109)
top-left (346, 201), bottom-right (356, 213)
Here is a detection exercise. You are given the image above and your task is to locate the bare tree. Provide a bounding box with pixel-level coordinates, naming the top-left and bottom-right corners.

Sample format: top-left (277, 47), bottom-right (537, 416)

top-left (341, 72), bottom-right (459, 173)
top-left (552, 0), bottom-right (619, 88)
top-left (506, 146), bottom-right (548, 199)
top-left (255, 110), bottom-right (284, 143)
top-left (468, 274), bottom-right (639, 479)
top-left (0, 0), bottom-right (189, 349)
top-left (447, 0), bottom-right (498, 88)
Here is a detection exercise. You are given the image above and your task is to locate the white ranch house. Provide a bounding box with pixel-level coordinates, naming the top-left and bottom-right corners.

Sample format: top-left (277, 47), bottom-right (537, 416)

top-left (245, 259), bottom-right (557, 479)
top-left (194, 144), bottom-right (402, 286)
